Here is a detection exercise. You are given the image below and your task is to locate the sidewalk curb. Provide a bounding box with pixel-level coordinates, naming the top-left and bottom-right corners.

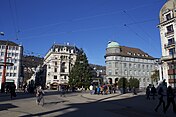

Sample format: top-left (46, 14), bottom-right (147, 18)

top-left (81, 93), bottom-right (122, 101)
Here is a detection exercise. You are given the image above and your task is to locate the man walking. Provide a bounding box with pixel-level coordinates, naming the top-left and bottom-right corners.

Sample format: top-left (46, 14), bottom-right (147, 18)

top-left (155, 86), bottom-right (165, 112)
top-left (164, 86), bottom-right (176, 113)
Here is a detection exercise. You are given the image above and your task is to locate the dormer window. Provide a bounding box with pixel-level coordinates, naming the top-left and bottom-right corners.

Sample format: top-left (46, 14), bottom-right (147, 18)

top-left (127, 52), bottom-right (132, 55)
top-left (166, 13), bottom-right (171, 21)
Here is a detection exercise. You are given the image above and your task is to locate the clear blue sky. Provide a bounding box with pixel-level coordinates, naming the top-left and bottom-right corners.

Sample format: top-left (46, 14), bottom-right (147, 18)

top-left (0, 0), bottom-right (166, 66)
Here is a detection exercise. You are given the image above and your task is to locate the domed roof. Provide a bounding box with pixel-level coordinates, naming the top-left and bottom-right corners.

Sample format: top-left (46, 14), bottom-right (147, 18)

top-left (107, 41), bottom-right (119, 48)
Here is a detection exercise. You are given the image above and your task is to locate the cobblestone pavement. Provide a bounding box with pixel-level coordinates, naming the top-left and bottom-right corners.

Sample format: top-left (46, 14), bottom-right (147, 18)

top-left (0, 91), bottom-right (175, 117)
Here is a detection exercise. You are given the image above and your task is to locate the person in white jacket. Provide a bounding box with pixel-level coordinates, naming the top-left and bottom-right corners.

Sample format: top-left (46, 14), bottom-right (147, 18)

top-left (89, 85), bottom-right (93, 95)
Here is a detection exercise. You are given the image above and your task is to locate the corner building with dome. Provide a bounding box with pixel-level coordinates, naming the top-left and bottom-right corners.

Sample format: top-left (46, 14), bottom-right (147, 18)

top-left (105, 41), bottom-right (159, 88)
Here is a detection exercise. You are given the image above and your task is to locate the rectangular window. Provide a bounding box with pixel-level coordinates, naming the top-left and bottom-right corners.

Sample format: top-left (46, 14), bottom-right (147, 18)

top-left (109, 70), bottom-right (112, 75)
top-left (55, 62), bottom-right (57, 66)
top-left (138, 64), bottom-right (140, 68)
top-left (168, 38), bottom-right (175, 45)
top-left (108, 62), bottom-right (112, 67)
top-left (54, 75), bottom-right (57, 79)
top-left (16, 46), bottom-right (19, 50)
top-left (1, 45), bottom-right (5, 49)
top-left (6, 73), bottom-right (9, 76)
top-left (14, 66), bottom-right (17, 70)
top-left (15, 53), bottom-right (18, 57)
top-left (13, 73), bottom-right (16, 77)
top-left (115, 62), bottom-right (118, 68)
top-left (167, 25), bottom-right (174, 33)
top-left (54, 67), bottom-right (57, 72)
top-left (169, 48), bottom-right (175, 55)
top-left (10, 73), bottom-right (13, 77)
top-left (124, 63), bottom-right (126, 67)
top-left (1, 52), bottom-right (4, 56)
top-left (115, 69), bottom-right (118, 75)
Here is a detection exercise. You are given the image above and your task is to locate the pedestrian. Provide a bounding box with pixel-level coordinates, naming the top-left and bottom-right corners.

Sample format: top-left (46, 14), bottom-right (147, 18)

top-left (151, 85), bottom-right (157, 100)
top-left (60, 85), bottom-right (66, 97)
top-left (155, 86), bottom-right (165, 112)
top-left (104, 85), bottom-right (108, 95)
top-left (164, 86), bottom-right (176, 113)
top-left (23, 83), bottom-right (27, 93)
top-left (133, 87), bottom-right (137, 95)
top-left (100, 85), bottom-right (103, 95)
top-left (36, 86), bottom-right (45, 105)
top-left (146, 86), bottom-right (151, 100)
top-left (9, 83), bottom-right (16, 99)
top-left (89, 84), bottom-right (93, 95)
top-left (109, 85), bottom-right (112, 94)
top-left (97, 86), bottom-right (100, 95)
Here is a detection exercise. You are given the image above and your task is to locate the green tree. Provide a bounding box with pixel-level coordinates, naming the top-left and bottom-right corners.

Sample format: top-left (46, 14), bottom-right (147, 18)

top-left (129, 77), bottom-right (139, 88)
top-left (69, 49), bottom-right (92, 88)
top-left (117, 77), bottom-right (128, 89)
top-left (151, 70), bottom-right (159, 83)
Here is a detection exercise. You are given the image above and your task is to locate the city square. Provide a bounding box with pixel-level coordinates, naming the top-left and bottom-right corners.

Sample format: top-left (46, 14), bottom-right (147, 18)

top-left (0, 90), bottom-right (175, 117)
top-left (1, 0), bottom-right (176, 117)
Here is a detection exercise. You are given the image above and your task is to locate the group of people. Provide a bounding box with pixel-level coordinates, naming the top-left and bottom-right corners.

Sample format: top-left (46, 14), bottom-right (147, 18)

top-left (89, 84), bottom-right (117, 95)
top-left (146, 80), bottom-right (176, 114)
top-left (146, 85), bottom-right (157, 100)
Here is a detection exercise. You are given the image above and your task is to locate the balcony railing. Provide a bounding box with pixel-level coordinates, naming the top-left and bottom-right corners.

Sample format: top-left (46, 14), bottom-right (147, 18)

top-left (165, 31), bottom-right (174, 37)
top-left (161, 54), bottom-right (175, 61)
top-left (164, 43), bottom-right (175, 49)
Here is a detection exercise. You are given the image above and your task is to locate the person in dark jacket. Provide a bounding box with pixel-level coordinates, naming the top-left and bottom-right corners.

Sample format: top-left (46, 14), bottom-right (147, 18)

top-left (9, 83), bottom-right (16, 99)
top-left (155, 87), bottom-right (165, 112)
top-left (151, 85), bottom-right (157, 100)
top-left (164, 86), bottom-right (176, 113)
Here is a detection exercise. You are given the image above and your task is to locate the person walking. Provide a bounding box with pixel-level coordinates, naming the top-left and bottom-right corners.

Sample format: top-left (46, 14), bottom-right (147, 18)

top-left (164, 86), bottom-right (176, 113)
top-left (89, 84), bottom-right (93, 95)
top-left (36, 86), bottom-right (45, 106)
top-left (60, 85), bottom-right (66, 97)
top-left (146, 86), bottom-right (151, 100)
top-left (97, 86), bottom-right (100, 95)
top-left (9, 83), bottom-right (16, 99)
top-left (151, 85), bottom-right (157, 100)
top-left (155, 86), bottom-right (165, 112)
top-left (100, 85), bottom-right (103, 95)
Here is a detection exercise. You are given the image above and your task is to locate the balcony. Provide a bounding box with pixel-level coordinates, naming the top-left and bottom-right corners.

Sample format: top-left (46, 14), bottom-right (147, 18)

top-left (164, 43), bottom-right (175, 49)
top-left (168, 79), bottom-right (176, 83)
top-left (161, 54), bottom-right (175, 61)
top-left (165, 31), bottom-right (174, 37)
top-left (168, 69), bottom-right (176, 75)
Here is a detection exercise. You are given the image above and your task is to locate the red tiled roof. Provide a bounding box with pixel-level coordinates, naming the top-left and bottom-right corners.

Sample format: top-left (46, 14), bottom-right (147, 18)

top-left (106, 46), bottom-right (154, 59)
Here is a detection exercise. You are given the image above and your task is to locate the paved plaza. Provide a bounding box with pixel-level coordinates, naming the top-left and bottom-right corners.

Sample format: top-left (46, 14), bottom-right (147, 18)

top-left (0, 90), bottom-right (175, 117)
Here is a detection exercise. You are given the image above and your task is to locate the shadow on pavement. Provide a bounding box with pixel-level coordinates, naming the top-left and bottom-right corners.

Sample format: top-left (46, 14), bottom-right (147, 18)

top-left (19, 94), bottom-right (176, 117)
top-left (0, 91), bottom-right (80, 102)
top-left (0, 103), bottom-right (18, 111)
